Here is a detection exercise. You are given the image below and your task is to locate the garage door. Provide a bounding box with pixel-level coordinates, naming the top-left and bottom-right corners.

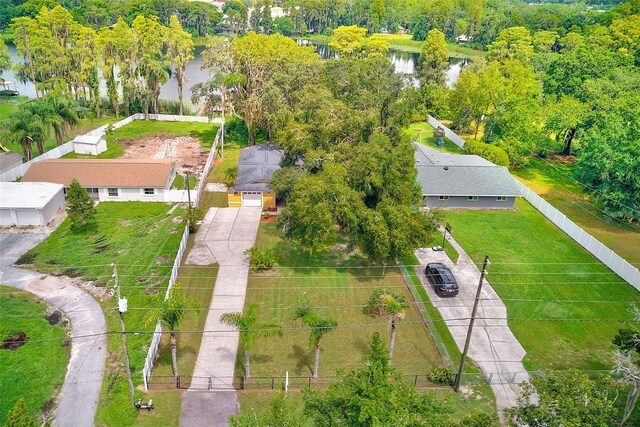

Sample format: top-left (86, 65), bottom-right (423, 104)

top-left (242, 192), bottom-right (262, 207)
top-left (0, 209), bottom-right (13, 226)
top-left (16, 209), bottom-right (41, 226)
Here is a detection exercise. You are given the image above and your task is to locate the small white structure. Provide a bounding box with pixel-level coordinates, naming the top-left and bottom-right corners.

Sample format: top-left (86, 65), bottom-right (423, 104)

top-left (0, 182), bottom-right (65, 226)
top-left (73, 134), bottom-right (107, 155)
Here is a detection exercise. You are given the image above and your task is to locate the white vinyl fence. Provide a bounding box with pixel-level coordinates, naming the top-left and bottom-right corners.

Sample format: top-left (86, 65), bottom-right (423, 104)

top-left (0, 113), bottom-right (223, 182)
top-left (142, 124), bottom-right (223, 390)
top-left (514, 179), bottom-right (640, 290)
top-left (427, 115), bottom-right (466, 149)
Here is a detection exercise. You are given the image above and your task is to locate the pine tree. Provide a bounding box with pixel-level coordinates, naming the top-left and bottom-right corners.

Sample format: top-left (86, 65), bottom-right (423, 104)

top-left (66, 179), bottom-right (96, 232)
top-left (5, 398), bottom-right (37, 427)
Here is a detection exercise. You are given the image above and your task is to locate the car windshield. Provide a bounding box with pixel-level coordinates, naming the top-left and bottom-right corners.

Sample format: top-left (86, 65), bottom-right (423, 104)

top-left (440, 271), bottom-right (456, 284)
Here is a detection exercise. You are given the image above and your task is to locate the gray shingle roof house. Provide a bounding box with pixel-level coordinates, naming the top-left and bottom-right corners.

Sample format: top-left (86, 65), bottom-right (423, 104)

top-left (229, 143), bottom-right (283, 208)
top-left (414, 143), bottom-right (520, 209)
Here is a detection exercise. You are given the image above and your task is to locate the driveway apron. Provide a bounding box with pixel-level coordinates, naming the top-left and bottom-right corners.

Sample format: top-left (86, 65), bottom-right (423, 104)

top-left (414, 233), bottom-right (529, 420)
top-left (0, 233), bottom-right (107, 427)
top-left (180, 207), bottom-right (261, 427)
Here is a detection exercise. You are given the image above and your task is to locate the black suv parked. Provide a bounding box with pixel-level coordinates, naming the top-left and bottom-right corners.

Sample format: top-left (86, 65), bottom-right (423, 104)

top-left (425, 263), bottom-right (459, 297)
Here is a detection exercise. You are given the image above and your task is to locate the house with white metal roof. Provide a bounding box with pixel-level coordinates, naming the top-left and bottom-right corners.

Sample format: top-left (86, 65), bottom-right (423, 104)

top-left (414, 144), bottom-right (521, 209)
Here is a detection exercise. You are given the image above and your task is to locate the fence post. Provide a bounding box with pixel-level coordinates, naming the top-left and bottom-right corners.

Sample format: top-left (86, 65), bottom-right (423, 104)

top-left (240, 376), bottom-right (245, 390)
top-left (271, 377), bottom-right (275, 389)
top-left (208, 377), bottom-right (212, 391)
top-left (309, 377), bottom-right (312, 387)
top-left (177, 375), bottom-right (180, 389)
top-left (414, 375), bottom-right (417, 386)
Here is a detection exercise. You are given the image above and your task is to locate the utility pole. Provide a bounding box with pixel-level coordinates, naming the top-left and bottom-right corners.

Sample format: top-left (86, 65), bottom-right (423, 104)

top-left (113, 263), bottom-right (135, 406)
top-left (442, 222), bottom-right (452, 249)
top-left (454, 255), bottom-right (490, 392)
top-left (185, 172), bottom-right (192, 208)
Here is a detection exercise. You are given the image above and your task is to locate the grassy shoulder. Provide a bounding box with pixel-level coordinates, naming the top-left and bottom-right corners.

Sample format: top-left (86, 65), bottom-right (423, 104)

top-left (444, 199), bottom-right (640, 371)
top-left (511, 157), bottom-right (640, 269)
top-left (20, 201), bottom-right (187, 426)
top-left (0, 287), bottom-right (70, 425)
top-left (64, 120), bottom-right (219, 159)
top-left (240, 222), bottom-right (443, 380)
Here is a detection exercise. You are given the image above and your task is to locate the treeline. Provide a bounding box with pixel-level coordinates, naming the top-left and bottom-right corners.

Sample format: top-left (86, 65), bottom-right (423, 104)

top-left (439, 0), bottom-right (640, 221)
top-left (0, 0), bottom-right (222, 36)
top-left (199, 28), bottom-right (437, 259)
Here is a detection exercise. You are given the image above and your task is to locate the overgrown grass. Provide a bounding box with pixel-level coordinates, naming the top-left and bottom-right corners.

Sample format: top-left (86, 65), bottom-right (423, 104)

top-left (0, 287), bottom-right (70, 424)
top-left (199, 191), bottom-right (228, 210)
top-left (239, 223), bottom-right (443, 381)
top-left (171, 173), bottom-right (197, 190)
top-left (64, 120), bottom-right (220, 159)
top-left (444, 199), bottom-right (640, 371)
top-left (406, 122), bottom-right (465, 154)
top-left (21, 202), bottom-right (187, 426)
top-left (511, 157), bottom-right (640, 269)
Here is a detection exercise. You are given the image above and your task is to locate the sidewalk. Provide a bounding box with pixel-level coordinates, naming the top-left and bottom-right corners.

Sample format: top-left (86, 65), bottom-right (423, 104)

top-left (414, 233), bottom-right (529, 419)
top-left (180, 207), bottom-right (262, 426)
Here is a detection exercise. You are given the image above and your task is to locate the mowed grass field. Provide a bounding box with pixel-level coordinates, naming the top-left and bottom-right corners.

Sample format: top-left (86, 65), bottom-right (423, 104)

top-left (511, 157), bottom-right (640, 268)
top-left (0, 287), bottom-right (70, 424)
top-left (444, 199), bottom-right (640, 371)
top-left (20, 202), bottom-right (187, 426)
top-left (407, 122), bottom-right (465, 154)
top-left (240, 223), bottom-right (444, 381)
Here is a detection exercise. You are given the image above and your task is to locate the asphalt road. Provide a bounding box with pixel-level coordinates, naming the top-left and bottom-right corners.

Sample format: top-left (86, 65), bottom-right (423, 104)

top-left (0, 233), bottom-right (106, 427)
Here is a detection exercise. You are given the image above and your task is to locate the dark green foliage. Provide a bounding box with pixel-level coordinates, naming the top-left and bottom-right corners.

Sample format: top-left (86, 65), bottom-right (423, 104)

top-left (464, 140), bottom-right (510, 166)
top-left (224, 165), bottom-right (237, 186)
top-left (244, 246), bottom-right (276, 271)
top-left (505, 370), bottom-right (619, 427)
top-left (66, 179), bottom-right (96, 232)
top-left (427, 367), bottom-right (453, 385)
top-left (269, 166), bottom-right (306, 203)
top-left (613, 328), bottom-right (640, 354)
top-left (4, 398), bottom-right (36, 427)
top-left (303, 332), bottom-right (453, 426)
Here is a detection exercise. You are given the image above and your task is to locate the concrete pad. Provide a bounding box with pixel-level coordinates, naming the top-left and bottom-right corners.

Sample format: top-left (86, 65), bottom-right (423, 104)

top-left (181, 208), bottom-right (261, 426)
top-left (185, 241), bottom-right (216, 265)
top-left (414, 234), bottom-right (529, 419)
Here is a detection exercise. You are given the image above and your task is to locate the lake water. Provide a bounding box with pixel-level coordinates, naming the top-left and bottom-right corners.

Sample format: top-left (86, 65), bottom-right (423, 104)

top-left (3, 42), bottom-right (465, 100)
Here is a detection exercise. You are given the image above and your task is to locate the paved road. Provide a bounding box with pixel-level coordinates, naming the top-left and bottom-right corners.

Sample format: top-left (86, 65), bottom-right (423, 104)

top-left (180, 207), bottom-right (262, 427)
top-left (0, 233), bottom-right (106, 427)
top-left (414, 234), bottom-right (529, 420)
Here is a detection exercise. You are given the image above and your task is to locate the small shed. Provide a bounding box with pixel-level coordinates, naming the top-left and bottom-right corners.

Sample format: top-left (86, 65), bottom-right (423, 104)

top-left (0, 152), bottom-right (23, 174)
top-left (73, 134), bottom-right (107, 155)
top-left (0, 182), bottom-right (65, 226)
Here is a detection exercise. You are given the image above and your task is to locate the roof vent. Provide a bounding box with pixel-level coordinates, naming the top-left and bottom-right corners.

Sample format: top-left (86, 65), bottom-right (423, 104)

top-left (444, 166), bottom-right (449, 170)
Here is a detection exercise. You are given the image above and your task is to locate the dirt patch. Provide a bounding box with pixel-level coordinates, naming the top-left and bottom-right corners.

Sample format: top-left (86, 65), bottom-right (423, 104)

top-left (172, 216), bottom-right (184, 224)
top-left (2, 332), bottom-right (28, 350)
top-left (119, 220), bottom-right (132, 227)
top-left (120, 135), bottom-right (207, 176)
top-left (155, 256), bottom-right (171, 265)
top-left (45, 310), bottom-right (63, 326)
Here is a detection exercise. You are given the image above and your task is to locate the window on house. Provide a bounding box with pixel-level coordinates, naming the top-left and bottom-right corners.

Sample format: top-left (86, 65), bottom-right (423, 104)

top-left (496, 196), bottom-right (507, 201)
top-left (144, 188), bottom-right (155, 195)
top-left (108, 188), bottom-right (118, 197)
top-left (468, 196), bottom-right (478, 201)
top-left (87, 188), bottom-right (98, 194)
top-left (439, 196), bottom-right (449, 200)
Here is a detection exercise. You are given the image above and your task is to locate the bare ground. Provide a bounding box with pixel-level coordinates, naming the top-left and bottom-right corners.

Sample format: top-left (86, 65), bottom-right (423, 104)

top-left (119, 135), bottom-right (208, 176)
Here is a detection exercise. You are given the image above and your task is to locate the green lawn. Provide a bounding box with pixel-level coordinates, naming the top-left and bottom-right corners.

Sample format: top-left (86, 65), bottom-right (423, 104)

top-left (0, 287), bottom-right (70, 424)
top-left (20, 202), bottom-right (187, 426)
top-left (407, 122), bottom-right (465, 154)
top-left (372, 33), bottom-right (483, 59)
top-left (511, 157), bottom-right (640, 269)
top-left (444, 199), bottom-right (640, 371)
top-left (240, 223), bottom-right (443, 381)
top-left (64, 120), bottom-right (219, 159)
top-left (171, 173), bottom-right (198, 190)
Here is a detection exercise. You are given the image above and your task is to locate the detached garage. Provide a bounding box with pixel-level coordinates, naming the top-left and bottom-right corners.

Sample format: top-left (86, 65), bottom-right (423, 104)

top-left (0, 182), bottom-right (65, 226)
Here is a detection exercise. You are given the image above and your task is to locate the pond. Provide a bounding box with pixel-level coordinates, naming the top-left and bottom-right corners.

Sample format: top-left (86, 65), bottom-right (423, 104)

top-left (3, 40), bottom-right (466, 101)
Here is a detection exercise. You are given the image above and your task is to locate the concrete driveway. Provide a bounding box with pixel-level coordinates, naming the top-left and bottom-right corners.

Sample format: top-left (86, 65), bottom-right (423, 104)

top-left (181, 207), bottom-right (262, 427)
top-left (0, 233), bottom-right (106, 427)
top-left (414, 234), bottom-right (529, 418)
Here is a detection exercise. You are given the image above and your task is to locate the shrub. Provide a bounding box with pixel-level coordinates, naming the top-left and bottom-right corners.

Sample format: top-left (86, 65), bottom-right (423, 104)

top-left (187, 207), bottom-right (204, 233)
top-left (244, 247), bottom-right (276, 271)
top-left (427, 367), bottom-right (453, 385)
top-left (224, 165), bottom-right (238, 186)
top-left (66, 179), bottom-right (96, 232)
top-left (464, 140), bottom-right (510, 166)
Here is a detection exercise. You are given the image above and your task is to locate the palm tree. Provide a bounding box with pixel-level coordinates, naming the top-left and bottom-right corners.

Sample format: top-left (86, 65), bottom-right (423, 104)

top-left (295, 306), bottom-right (337, 379)
top-left (3, 110), bottom-right (46, 160)
top-left (219, 304), bottom-right (283, 379)
top-left (368, 287), bottom-right (409, 363)
top-left (146, 284), bottom-right (195, 379)
top-left (47, 97), bottom-right (78, 145)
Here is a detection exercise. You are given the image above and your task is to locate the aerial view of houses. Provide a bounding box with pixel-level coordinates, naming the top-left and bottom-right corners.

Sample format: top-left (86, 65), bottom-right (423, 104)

top-left (1, 1), bottom-right (639, 426)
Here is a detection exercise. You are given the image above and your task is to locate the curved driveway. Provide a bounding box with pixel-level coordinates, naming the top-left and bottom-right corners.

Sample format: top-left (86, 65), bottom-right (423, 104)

top-left (0, 233), bottom-right (106, 427)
